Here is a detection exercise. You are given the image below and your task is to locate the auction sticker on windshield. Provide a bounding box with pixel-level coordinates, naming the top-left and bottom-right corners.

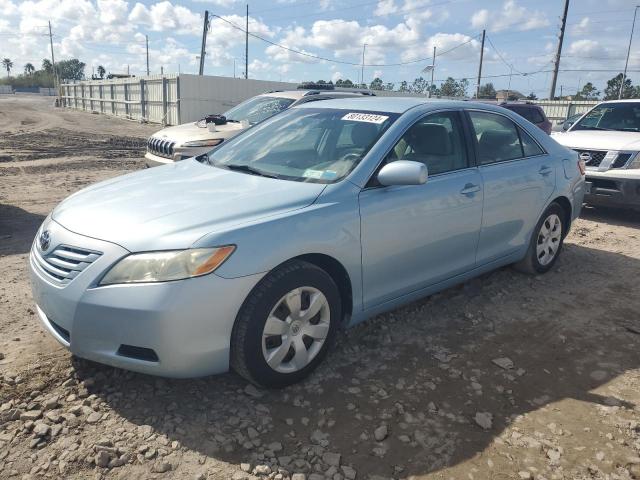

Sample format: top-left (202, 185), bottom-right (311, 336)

top-left (342, 112), bottom-right (389, 124)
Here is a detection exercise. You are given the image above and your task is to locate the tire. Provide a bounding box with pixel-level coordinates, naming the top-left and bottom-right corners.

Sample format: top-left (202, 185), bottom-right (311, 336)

top-left (515, 202), bottom-right (566, 274)
top-left (230, 260), bottom-right (342, 388)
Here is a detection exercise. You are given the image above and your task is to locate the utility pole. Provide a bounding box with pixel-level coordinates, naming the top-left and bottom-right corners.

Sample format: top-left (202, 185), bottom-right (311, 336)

top-left (549, 0), bottom-right (570, 100)
top-left (199, 10), bottom-right (209, 75)
top-left (430, 46), bottom-right (436, 97)
top-left (145, 35), bottom-right (150, 76)
top-left (233, 58), bottom-right (236, 78)
top-left (476, 29), bottom-right (485, 98)
top-left (245, 4), bottom-right (249, 79)
top-left (360, 43), bottom-right (367, 87)
top-left (48, 21), bottom-right (58, 88)
top-left (620, 5), bottom-right (640, 99)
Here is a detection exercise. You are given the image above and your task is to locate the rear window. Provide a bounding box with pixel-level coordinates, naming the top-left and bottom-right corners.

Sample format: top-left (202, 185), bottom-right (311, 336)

top-left (506, 105), bottom-right (545, 124)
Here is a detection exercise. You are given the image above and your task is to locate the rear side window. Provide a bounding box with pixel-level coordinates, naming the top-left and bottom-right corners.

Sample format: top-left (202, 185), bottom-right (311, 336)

top-left (508, 106), bottom-right (545, 124)
top-left (468, 111), bottom-right (524, 164)
top-left (519, 127), bottom-right (544, 156)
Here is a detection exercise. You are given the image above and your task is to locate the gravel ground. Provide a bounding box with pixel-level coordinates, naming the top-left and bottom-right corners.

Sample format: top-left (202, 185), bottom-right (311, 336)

top-left (1, 95), bottom-right (640, 480)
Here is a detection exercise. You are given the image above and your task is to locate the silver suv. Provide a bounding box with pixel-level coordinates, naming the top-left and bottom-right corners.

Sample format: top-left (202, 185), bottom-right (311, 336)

top-left (145, 87), bottom-right (374, 167)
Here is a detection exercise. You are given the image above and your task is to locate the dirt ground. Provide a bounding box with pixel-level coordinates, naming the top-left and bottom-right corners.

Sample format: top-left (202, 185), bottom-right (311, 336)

top-left (1, 95), bottom-right (640, 480)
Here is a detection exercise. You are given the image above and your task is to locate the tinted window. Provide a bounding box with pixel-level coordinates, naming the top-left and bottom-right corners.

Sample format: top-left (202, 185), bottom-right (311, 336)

top-left (385, 111), bottom-right (469, 175)
top-left (519, 127), bottom-right (544, 156)
top-left (208, 108), bottom-right (397, 183)
top-left (508, 106), bottom-right (545, 124)
top-left (469, 111), bottom-right (524, 164)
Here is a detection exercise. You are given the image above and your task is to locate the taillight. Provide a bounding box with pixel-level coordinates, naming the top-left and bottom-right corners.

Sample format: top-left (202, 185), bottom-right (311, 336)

top-left (577, 158), bottom-right (586, 175)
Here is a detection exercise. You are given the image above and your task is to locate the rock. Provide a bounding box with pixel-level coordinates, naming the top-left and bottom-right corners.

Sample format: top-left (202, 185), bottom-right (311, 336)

top-left (291, 474), bottom-right (306, 480)
top-left (95, 451), bottom-right (110, 468)
top-left (492, 357), bottom-right (514, 370)
top-left (308, 475), bottom-right (324, 480)
top-left (151, 461), bottom-right (172, 473)
top-left (19, 410), bottom-right (42, 421)
top-left (323, 452), bottom-right (341, 467)
top-left (547, 449), bottom-right (561, 462)
top-left (244, 384), bottom-right (264, 398)
top-left (518, 471), bottom-right (531, 479)
top-left (254, 464), bottom-right (271, 475)
top-left (268, 441), bottom-right (283, 452)
top-left (341, 466), bottom-right (357, 479)
top-left (240, 463), bottom-right (252, 472)
top-left (474, 412), bottom-right (493, 430)
top-left (374, 425), bottom-right (388, 441)
top-left (232, 473), bottom-right (249, 480)
top-left (0, 353), bottom-right (4, 360)
top-left (86, 412), bottom-right (102, 424)
top-left (43, 397), bottom-right (59, 410)
top-left (32, 423), bottom-right (50, 437)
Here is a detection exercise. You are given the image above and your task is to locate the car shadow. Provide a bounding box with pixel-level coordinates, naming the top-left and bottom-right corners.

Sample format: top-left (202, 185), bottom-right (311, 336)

top-left (580, 204), bottom-right (640, 228)
top-left (0, 204), bottom-right (45, 256)
top-left (71, 242), bottom-right (640, 479)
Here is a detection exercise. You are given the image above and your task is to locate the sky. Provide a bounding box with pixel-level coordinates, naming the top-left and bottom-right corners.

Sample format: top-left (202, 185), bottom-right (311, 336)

top-left (0, 0), bottom-right (638, 97)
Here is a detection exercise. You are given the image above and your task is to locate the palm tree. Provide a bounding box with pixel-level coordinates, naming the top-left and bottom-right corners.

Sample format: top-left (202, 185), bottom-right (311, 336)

top-left (42, 59), bottom-right (53, 74)
top-left (97, 65), bottom-right (105, 79)
top-left (24, 63), bottom-right (35, 75)
top-left (2, 58), bottom-right (13, 78)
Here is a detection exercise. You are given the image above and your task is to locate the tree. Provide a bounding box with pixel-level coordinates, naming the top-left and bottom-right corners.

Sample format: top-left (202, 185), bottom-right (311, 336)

top-left (574, 82), bottom-right (599, 100)
top-left (335, 78), bottom-right (354, 87)
top-left (398, 80), bottom-right (409, 92)
top-left (604, 73), bottom-right (634, 100)
top-left (477, 82), bottom-right (496, 99)
top-left (24, 63), bottom-right (35, 75)
top-left (42, 59), bottom-right (53, 74)
top-left (384, 82), bottom-right (394, 91)
top-left (2, 58), bottom-right (13, 78)
top-left (369, 77), bottom-right (384, 90)
top-left (97, 65), bottom-right (106, 79)
top-left (526, 92), bottom-right (538, 100)
top-left (56, 59), bottom-right (86, 81)
top-left (440, 77), bottom-right (468, 97)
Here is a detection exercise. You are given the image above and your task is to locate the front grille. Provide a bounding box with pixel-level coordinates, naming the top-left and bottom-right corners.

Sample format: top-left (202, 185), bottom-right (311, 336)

top-left (612, 153), bottom-right (632, 169)
top-left (573, 149), bottom-right (607, 167)
top-left (32, 244), bottom-right (102, 285)
top-left (147, 137), bottom-right (176, 159)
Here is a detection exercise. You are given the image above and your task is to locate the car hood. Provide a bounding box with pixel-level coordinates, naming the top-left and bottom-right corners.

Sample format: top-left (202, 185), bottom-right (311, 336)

top-left (151, 121), bottom-right (245, 143)
top-left (552, 130), bottom-right (640, 151)
top-left (52, 160), bottom-right (326, 252)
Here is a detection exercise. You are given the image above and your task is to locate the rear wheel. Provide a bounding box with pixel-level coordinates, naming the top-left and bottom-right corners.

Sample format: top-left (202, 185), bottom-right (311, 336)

top-left (515, 203), bottom-right (565, 274)
top-left (230, 260), bottom-right (341, 387)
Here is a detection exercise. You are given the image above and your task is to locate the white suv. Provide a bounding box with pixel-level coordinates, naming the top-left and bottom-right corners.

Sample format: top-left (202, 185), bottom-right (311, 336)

top-left (145, 88), bottom-right (374, 167)
top-left (552, 100), bottom-right (640, 210)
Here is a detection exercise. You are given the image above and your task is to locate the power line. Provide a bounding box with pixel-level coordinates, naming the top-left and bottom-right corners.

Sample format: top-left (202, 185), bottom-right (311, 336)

top-left (211, 14), bottom-right (479, 67)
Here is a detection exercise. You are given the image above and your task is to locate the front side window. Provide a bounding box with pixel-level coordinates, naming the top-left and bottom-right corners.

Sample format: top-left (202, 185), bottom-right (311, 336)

top-left (223, 96), bottom-right (295, 125)
top-left (384, 111), bottom-right (469, 175)
top-left (572, 102), bottom-right (640, 132)
top-left (469, 111), bottom-right (524, 165)
top-left (207, 108), bottom-right (397, 183)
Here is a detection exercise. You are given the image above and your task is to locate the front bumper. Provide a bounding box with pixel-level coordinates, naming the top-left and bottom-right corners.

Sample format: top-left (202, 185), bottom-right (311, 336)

top-left (29, 219), bottom-right (264, 378)
top-left (144, 146), bottom-right (212, 168)
top-left (584, 169), bottom-right (640, 210)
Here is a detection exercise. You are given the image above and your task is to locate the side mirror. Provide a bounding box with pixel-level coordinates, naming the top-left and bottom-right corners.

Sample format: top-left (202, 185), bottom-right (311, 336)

top-left (377, 160), bottom-right (428, 186)
top-left (562, 121), bottom-right (573, 131)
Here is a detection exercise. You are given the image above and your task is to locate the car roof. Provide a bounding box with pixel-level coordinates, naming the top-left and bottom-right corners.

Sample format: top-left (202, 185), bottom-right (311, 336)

top-left (260, 89), bottom-right (373, 100)
top-left (599, 99), bottom-right (640, 104)
top-left (293, 96), bottom-right (480, 114)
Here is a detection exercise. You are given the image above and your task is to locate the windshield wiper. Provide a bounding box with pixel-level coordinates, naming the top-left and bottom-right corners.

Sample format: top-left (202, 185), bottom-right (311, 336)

top-left (219, 163), bottom-right (280, 179)
top-left (577, 126), bottom-right (613, 131)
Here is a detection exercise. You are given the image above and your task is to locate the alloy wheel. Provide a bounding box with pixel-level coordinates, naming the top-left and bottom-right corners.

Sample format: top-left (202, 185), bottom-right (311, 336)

top-left (261, 286), bottom-right (331, 373)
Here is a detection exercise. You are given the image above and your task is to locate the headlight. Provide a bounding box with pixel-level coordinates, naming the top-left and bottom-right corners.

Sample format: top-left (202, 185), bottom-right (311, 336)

top-left (182, 139), bottom-right (224, 148)
top-left (628, 152), bottom-right (640, 169)
top-left (99, 246), bottom-right (235, 285)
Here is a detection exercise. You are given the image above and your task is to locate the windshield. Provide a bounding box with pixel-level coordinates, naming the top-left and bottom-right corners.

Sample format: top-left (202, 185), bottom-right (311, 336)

top-left (572, 102), bottom-right (640, 132)
top-left (207, 108), bottom-right (398, 183)
top-left (223, 95), bottom-right (295, 125)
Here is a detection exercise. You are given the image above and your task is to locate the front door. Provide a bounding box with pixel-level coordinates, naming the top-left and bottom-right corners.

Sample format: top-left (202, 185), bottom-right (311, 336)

top-left (359, 110), bottom-right (483, 309)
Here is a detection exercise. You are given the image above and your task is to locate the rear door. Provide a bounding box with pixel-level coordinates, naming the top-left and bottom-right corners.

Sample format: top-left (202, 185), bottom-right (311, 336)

top-left (467, 110), bottom-right (556, 265)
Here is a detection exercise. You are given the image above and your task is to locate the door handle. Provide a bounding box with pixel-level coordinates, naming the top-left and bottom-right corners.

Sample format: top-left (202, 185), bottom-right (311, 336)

top-left (460, 183), bottom-right (481, 195)
top-left (539, 166), bottom-right (553, 176)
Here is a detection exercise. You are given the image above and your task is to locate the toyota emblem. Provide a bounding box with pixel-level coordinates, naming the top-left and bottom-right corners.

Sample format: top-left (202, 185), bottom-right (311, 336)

top-left (39, 230), bottom-right (51, 251)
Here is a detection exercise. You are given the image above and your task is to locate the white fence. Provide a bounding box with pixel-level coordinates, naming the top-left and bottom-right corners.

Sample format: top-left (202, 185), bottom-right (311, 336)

top-left (0, 85), bottom-right (13, 94)
top-left (536, 100), bottom-right (598, 122)
top-left (39, 87), bottom-right (57, 96)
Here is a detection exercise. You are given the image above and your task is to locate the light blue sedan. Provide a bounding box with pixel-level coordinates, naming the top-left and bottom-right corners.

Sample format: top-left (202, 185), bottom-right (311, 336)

top-left (29, 98), bottom-right (586, 387)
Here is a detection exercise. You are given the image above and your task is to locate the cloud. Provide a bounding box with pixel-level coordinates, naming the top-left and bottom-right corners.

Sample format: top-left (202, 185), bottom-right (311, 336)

top-left (567, 39), bottom-right (607, 58)
top-left (571, 17), bottom-right (591, 36)
top-left (471, 0), bottom-right (549, 32)
top-left (128, 1), bottom-right (202, 35)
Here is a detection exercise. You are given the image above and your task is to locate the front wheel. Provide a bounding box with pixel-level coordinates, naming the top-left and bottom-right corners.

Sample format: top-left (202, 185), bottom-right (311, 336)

top-left (515, 203), bottom-right (565, 274)
top-left (230, 260), bottom-right (341, 388)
